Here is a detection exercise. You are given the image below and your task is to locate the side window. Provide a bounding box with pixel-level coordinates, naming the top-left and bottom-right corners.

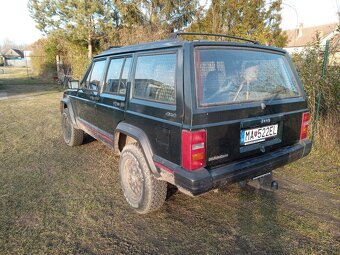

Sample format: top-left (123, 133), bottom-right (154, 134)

top-left (88, 60), bottom-right (106, 91)
top-left (119, 58), bottom-right (132, 95)
top-left (104, 57), bottom-right (132, 95)
top-left (80, 64), bottom-right (92, 89)
top-left (133, 53), bottom-right (176, 104)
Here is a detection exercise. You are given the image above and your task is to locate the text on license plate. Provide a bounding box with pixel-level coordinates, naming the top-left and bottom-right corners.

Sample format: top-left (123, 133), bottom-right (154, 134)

top-left (241, 124), bottom-right (278, 145)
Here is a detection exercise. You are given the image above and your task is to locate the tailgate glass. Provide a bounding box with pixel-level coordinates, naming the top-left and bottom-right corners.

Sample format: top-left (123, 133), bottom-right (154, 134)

top-left (195, 48), bottom-right (301, 106)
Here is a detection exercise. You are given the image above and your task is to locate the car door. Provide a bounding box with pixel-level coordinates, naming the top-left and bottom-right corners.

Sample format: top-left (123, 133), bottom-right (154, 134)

top-left (125, 50), bottom-right (184, 164)
top-left (73, 58), bottom-right (106, 134)
top-left (96, 56), bottom-right (132, 144)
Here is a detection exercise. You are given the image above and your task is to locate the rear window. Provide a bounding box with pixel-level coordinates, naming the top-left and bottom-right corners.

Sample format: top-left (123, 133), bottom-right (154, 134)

top-left (195, 48), bottom-right (301, 106)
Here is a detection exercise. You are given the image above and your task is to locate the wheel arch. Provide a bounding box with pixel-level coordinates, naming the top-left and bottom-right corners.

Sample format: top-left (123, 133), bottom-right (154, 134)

top-left (60, 97), bottom-right (78, 128)
top-left (115, 122), bottom-right (160, 177)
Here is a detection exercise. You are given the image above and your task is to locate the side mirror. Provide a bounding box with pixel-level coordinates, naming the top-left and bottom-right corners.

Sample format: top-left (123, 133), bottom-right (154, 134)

top-left (69, 80), bottom-right (80, 89)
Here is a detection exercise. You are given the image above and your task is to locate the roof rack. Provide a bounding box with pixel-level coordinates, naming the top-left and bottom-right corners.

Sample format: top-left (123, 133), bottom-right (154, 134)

top-left (170, 32), bottom-right (259, 44)
top-left (106, 45), bottom-right (122, 50)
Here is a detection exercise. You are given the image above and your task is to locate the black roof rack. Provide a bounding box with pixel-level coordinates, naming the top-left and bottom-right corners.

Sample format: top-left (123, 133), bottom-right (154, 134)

top-left (106, 45), bottom-right (122, 50)
top-left (170, 32), bottom-right (259, 44)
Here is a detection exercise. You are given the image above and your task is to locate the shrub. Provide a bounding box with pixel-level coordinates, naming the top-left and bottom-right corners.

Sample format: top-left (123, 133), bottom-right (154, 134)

top-left (292, 35), bottom-right (340, 151)
top-left (30, 39), bottom-right (57, 78)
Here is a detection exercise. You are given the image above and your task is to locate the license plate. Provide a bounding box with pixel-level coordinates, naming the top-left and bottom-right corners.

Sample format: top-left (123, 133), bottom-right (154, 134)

top-left (241, 124), bottom-right (278, 145)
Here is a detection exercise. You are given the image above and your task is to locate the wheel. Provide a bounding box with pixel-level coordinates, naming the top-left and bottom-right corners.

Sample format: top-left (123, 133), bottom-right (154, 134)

top-left (119, 143), bottom-right (167, 214)
top-left (61, 107), bottom-right (84, 146)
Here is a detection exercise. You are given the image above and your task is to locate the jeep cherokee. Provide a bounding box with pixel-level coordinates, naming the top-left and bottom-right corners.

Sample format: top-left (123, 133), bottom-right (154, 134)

top-left (60, 33), bottom-right (312, 214)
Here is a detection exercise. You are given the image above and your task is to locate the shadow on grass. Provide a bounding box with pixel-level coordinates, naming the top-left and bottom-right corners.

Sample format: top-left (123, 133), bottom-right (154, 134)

top-left (82, 134), bottom-right (96, 145)
top-left (236, 186), bottom-right (285, 254)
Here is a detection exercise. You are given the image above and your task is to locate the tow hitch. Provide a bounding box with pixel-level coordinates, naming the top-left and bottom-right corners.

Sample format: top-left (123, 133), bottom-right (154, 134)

top-left (241, 172), bottom-right (279, 191)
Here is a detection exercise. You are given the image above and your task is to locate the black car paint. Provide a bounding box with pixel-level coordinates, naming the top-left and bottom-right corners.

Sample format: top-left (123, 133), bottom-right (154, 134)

top-left (61, 39), bottom-right (311, 196)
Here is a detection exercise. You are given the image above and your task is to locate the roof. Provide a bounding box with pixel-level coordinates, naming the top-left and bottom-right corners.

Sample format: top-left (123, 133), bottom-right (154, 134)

top-left (284, 23), bottom-right (338, 48)
top-left (4, 48), bottom-right (24, 58)
top-left (95, 39), bottom-right (285, 58)
top-left (96, 39), bottom-right (185, 57)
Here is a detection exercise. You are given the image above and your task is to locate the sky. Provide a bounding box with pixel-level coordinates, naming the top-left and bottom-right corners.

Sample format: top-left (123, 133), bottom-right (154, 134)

top-left (0, 0), bottom-right (339, 46)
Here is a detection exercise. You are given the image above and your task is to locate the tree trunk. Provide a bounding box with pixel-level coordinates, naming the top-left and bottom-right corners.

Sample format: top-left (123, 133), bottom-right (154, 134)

top-left (88, 37), bottom-right (93, 60)
top-left (151, 1), bottom-right (158, 25)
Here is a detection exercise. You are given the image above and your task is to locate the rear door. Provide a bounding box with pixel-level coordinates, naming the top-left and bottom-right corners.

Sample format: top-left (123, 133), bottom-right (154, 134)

top-left (96, 55), bottom-right (133, 144)
top-left (193, 46), bottom-right (307, 168)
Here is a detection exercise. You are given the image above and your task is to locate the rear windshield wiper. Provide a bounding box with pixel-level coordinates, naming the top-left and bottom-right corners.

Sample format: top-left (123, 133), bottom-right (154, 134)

top-left (266, 86), bottom-right (289, 104)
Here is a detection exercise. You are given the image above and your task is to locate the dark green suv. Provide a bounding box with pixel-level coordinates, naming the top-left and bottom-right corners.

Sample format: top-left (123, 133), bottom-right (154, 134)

top-left (60, 33), bottom-right (312, 214)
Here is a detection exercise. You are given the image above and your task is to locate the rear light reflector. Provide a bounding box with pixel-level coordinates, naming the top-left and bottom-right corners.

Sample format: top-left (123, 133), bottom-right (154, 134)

top-left (300, 112), bottom-right (310, 140)
top-left (182, 129), bottom-right (206, 171)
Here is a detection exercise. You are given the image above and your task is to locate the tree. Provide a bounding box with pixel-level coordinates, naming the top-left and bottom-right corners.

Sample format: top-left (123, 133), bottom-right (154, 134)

top-left (28, 0), bottom-right (120, 59)
top-left (188, 0), bottom-right (287, 47)
top-left (114, 0), bottom-right (199, 35)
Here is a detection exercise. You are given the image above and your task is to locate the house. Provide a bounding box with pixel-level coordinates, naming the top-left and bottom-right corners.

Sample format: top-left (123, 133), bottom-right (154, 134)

top-left (3, 48), bottom-right (32, 67)
top-left (4, 48), bottom-right (24, 59)
top-left (283, 23), bottom-right (339, 64)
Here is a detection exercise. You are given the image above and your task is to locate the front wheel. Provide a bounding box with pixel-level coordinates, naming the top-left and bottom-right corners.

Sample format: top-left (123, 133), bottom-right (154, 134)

top-left (61, 108), bottom-right (84, 146)
top-left (119, 143), bottom-right (167, 214)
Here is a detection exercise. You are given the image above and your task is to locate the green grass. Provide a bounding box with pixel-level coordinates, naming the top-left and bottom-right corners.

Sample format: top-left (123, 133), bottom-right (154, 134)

top-left (0, 81), bottom-right (339, 254)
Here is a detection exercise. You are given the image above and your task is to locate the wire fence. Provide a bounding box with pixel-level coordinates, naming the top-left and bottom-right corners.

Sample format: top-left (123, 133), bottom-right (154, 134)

top-left (0, 55), bottom-right (74, 88)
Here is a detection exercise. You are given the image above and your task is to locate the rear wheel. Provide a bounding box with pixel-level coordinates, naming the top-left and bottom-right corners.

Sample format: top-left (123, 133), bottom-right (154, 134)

top-left (61, 108), bottom-right (84, 146)
top-left (119, 143), bottom-right (167, 214)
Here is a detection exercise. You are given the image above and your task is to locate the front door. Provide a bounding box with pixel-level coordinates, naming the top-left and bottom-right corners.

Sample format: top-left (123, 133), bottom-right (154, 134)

top-left (73, 59), bottom-right (107, 135)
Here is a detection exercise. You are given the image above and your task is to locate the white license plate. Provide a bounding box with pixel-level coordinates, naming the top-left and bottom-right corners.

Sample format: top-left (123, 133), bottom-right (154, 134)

top-left (241, 124), bottom-right (278, 145)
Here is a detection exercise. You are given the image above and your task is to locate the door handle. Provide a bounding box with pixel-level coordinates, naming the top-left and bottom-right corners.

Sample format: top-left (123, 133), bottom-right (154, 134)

top-left (112, 101), bottom-right (121, 107)
top-left (90, 95), bottom-right (99, 101)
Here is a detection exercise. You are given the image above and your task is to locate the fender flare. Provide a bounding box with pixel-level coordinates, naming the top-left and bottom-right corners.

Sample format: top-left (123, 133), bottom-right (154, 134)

top-left (116, 122), bottom-right (160, 177)
top-left (60, 97), bottom-right (78, 128)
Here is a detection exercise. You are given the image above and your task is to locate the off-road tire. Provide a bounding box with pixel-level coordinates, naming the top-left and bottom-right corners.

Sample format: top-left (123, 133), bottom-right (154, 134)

top-left (61, 108), bottom-right (84, 146)
top-left (119, 143), bottom-right (167, 214)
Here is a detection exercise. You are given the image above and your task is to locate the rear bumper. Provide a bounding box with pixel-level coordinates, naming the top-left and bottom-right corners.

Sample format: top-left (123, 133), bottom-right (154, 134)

top-left (172, 140), bottom-right (312, 196)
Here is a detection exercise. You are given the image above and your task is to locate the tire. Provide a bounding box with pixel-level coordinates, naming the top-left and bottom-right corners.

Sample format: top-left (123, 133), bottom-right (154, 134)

top-left (119, 143), bottom-right (167, 214)
top-left (61, 107), bottom-right (84, 146)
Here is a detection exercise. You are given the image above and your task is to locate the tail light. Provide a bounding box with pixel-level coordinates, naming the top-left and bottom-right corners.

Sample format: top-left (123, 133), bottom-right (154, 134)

top-left (300, 112), bottom-right (310, 140)
top-left (182, 129), bottom-right (206, 171)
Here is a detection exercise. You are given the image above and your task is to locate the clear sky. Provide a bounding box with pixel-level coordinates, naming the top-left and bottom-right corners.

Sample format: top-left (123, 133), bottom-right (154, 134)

top-left (0, 0), bottom-right (339, 46)
top-left (0, 0), bottom-right (43, 46)
top-left (281, 0), bottom-right (339, 29)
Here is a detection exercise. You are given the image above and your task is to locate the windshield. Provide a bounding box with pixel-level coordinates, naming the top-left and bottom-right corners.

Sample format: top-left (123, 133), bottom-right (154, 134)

top-left (195, 48), bottom-right (301, 106)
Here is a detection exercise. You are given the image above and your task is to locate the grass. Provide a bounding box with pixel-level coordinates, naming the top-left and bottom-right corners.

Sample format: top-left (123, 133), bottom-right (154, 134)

top-left (0, 67), bottom-right (61, 99)
top-left (0, 78), bottom-right (339, 254)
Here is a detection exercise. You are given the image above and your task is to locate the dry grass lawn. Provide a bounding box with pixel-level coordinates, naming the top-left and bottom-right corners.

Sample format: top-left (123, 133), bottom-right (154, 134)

top-left (0, 72), bottom-right (339, 254)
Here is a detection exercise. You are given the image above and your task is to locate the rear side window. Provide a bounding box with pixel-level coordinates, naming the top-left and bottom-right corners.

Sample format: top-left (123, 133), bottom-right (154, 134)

top-left (133, 53), bottom-right (176, 104)
top-left (196, 48), bottom-right (301, 106)
top-left (104, 57), bottom-right (132, 95)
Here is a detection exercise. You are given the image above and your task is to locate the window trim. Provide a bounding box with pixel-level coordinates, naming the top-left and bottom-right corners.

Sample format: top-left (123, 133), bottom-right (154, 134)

top-left (101, 54), bottom-right (133, 96)
top-left (131, 50), bottom-right (178, 105)
top-left (194, 46), bottom-right (303, 108)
